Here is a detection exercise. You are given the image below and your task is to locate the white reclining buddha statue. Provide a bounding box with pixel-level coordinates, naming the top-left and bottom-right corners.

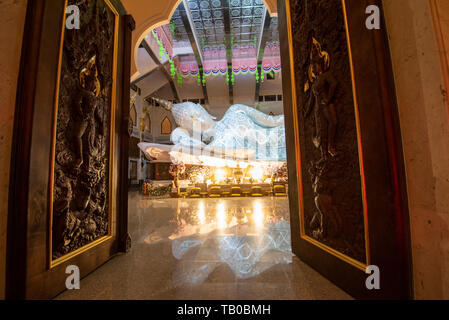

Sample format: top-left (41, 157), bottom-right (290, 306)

top-left (138, 98), bottom-right (287, 165)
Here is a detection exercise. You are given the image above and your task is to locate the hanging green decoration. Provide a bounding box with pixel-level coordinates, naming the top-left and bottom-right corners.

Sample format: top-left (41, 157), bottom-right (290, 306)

top-left (170, 21), bottom-right (176, 37)
top-left (170, 60), bottom-right (176, 78)
top-left (261, 70), bottom-right (265, 83)
top-left (156, 36), bottom-right (165, 61)
top-left (254, 36), bottom-right (257, 45)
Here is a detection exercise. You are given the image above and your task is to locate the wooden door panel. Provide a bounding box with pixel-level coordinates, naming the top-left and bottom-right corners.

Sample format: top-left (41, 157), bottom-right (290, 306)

top-left (279, 0), bottom-right (412, 299)
top-left (7, 0), bottom-right (132, 299)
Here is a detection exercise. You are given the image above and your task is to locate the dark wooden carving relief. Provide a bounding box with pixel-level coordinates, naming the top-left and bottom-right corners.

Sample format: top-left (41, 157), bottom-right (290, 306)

top-left (289, 0), bottom-right (367, 263)
top-left (51, 0), bottom-right (117, 261)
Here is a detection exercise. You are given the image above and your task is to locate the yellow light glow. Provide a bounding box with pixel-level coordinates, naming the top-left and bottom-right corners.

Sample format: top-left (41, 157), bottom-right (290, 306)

top-left (215, 168), bottom-right (226, 182)
top-left (253, 200), bottom-right (264, 228)
top-left (197, 201), bottom-right (206, 225)
top-left (250, 165), bottom-right (264, 181)
top-left (217, 202), bottom-right (226, 230)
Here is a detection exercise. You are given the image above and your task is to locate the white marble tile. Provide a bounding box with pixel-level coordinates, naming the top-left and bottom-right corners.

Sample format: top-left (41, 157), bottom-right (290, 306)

top-left (56, 192), bottom-right (351, 300)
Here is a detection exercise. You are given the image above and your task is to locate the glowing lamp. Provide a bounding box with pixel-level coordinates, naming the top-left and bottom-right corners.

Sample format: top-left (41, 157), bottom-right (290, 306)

top-left (215, 168), bottom-right (226, 182)
top-left (250, 166), bottom-right (264, 181)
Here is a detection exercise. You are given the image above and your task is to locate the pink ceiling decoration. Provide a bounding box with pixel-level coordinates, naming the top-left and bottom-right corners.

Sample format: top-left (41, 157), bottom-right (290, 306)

top-left (147, 29), bottom-right (281, 77)
top-left (203, 45), bottom-right (228, 75)
top-left (232, 44), bottom-right (258, 73)
top-left (262, 42), bottom-right (281, 72)
top-left (177, 55), bottom-right (199, 76)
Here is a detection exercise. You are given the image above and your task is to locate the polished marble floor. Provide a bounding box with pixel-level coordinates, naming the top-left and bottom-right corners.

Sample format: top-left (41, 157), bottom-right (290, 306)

top-left (56, 192), bottom-right (352, 300)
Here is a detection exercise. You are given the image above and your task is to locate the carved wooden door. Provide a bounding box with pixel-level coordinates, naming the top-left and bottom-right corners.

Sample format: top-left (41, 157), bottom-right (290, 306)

top-left (278, 0), bottom-right (413, 299)
top-left (7, 0), bottom-right (134, 299)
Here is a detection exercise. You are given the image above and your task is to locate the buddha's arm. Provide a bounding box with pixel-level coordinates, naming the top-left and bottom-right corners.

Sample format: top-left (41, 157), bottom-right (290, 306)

top-left (227, 104), bottom-right (284, 128)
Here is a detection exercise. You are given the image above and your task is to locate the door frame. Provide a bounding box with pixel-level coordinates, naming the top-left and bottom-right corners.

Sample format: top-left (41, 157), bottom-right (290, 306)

top-left (6, 0), bottom-right (134, 299)
top-left (278, 0), bottom-right (413, 299)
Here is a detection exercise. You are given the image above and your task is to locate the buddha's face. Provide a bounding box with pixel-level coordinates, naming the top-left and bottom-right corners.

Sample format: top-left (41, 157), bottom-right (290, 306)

top-left (172, 102), bottom-right (216, 135)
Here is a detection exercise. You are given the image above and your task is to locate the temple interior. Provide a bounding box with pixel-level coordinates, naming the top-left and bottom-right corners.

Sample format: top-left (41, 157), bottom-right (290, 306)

top-left (2, 0), bottom-right (449, 301)
top-left (129, 0), bottom-right (288, 203)
top-left (107, 0), bottom-right (308, 299)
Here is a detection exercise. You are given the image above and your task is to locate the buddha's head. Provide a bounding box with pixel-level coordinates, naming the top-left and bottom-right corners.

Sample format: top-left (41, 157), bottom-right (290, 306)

top-left (173, 102), bottom-right (216, 133)
top-left (153, 98), bottom-right (217, 135)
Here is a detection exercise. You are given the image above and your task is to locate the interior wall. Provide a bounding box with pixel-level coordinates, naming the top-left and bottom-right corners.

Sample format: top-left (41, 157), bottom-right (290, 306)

top-left (0, 0), bottom-right (28, 299)
top-left (383, 0), bottom-right (449, 299)
top-left (430, 0), bottom-right (449, 116)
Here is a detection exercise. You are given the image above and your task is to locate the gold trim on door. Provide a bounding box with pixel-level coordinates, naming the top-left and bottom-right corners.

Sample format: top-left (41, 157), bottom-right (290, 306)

top-left (48, 0), bottom-right (120, 269)
top-left (284, 0), bottom-right (370, 271)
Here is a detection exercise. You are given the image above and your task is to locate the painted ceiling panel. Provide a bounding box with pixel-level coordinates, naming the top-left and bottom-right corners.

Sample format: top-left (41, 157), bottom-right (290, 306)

top-left (136, 0), bottom-right (282, 110)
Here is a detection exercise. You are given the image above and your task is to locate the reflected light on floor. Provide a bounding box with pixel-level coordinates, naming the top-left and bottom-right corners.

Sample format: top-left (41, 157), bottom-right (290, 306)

top-left (197, 201), bottom-right (206, 225)
top-left (253, 200), bottom-right (264, 229)
top-left (166, 198), bottom-right (293, 286)
top-left (216, 202), bottom-right (227, 230)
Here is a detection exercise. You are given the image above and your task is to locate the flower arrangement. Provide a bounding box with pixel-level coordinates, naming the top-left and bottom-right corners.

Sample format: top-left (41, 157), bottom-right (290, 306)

top-left (188, 166), bottom-right (212, 184)
top-left (142, 182), bottom-right (171, 197)
top-left (274, 163), bottom-right (288, 183)
top-left (169, 162), bottom-right (186, 178)
top-left (170, 163), bottom-right (213, 184)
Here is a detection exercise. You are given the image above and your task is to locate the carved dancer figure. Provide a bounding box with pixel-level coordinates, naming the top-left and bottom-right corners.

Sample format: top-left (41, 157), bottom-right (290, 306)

top-left (309, 162), bottom-right (343, 239)
top-left (304, 38), bottom-right (338, 161)
top-left (303, 38), bottom-right (342, 240)
top-left (72, 55), bottom-right (104, 170)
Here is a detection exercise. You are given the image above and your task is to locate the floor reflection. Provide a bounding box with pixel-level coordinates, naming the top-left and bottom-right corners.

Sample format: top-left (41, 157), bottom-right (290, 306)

top-left (142, 197), bottom-right (292, 286)
top-left (56, 192), bottom-right (352, 300)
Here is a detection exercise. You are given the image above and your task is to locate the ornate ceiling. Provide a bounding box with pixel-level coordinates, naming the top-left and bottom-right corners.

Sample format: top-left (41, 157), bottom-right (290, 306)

top-left (172, 0), bottom-right (278, 53)
top-left (138, 0), bottom-right (282, 106)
